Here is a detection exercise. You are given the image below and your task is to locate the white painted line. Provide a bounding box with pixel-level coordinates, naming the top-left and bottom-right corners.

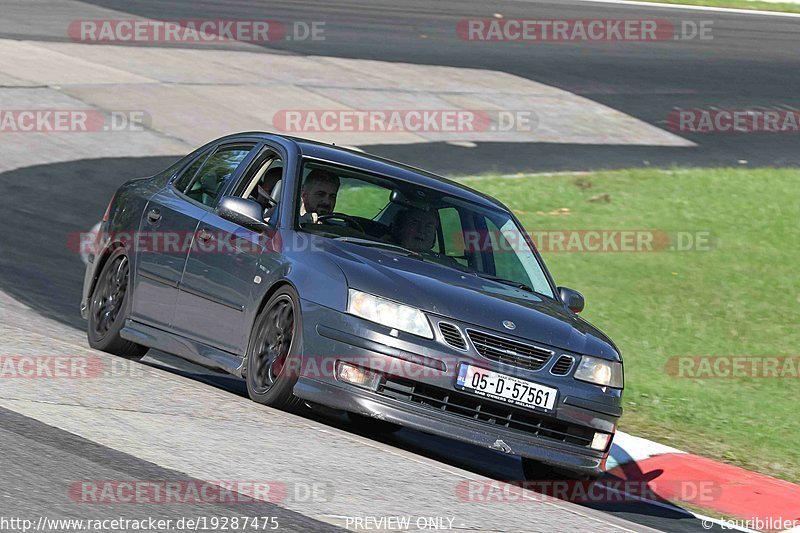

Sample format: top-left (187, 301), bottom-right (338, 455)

top-left (566, 0), bottom-right (800, 17)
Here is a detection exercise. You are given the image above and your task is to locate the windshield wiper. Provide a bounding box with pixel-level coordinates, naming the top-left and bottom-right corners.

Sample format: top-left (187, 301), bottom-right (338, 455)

top-left (475, 273), bottom-right (534, 293)
top-left (334, 237), bottom-right (422, 258)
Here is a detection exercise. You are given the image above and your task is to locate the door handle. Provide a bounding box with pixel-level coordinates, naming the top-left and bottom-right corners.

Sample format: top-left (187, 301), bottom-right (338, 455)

top-left (197, 228), bottom-right (212, 242)
top-left (146, 209), bottom-right (161, 224)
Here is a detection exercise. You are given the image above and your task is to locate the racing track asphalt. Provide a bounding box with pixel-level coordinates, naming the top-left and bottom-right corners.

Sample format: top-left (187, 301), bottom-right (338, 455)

top-left (0, 157), bottom-right (181, 330)
top-left (0, 407), bottom-right (342, 532)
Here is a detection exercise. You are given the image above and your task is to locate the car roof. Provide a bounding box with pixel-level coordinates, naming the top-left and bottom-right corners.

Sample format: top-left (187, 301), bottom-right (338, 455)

top-left (226, 131), bottom-right (510, 212)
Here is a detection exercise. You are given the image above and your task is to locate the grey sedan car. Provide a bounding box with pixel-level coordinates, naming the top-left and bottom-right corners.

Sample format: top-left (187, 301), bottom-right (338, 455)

top-left (81, 132), bottom-right (623, 479)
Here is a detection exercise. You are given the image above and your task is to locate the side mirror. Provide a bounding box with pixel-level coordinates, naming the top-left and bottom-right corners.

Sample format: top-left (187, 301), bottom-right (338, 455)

top-left (215, 196), bottom-right (268, 231)
top-left (558, 287), bottom-right (584, 314)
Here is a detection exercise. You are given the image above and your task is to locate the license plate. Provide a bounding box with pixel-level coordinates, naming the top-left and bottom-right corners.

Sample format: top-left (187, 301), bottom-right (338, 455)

top-left (456, 364), bottom-right (558, 411)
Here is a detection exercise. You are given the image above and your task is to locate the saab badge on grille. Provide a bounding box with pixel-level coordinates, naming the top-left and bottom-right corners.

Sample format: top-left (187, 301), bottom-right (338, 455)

top-left (502, 320), bottom-right (516, 330)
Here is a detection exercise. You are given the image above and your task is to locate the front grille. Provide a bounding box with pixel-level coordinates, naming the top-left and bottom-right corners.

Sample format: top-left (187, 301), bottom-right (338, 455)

top-left (378, 376), bottom-right (593, 447)
top-left (438, 322), bottom-right (467, 350)
top-left (551, 355), bottom-right (574, 375)
top-left (467, 329), bottom-right (553, 371)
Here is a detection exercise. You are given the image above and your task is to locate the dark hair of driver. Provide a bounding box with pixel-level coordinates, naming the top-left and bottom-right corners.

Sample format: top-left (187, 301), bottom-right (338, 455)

top-left (302, 169), bottom-right (340, 192)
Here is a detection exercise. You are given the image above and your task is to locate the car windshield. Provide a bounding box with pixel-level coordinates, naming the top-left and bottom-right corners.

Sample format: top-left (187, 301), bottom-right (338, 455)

top-left (295, 159), bottom-right (555, 298)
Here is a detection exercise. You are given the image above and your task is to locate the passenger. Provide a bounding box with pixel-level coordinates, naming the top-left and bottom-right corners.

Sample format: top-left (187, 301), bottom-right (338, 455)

top-left (252, 167), bottom-right (283, 211)
top-left (391, 207), bottom-right (438, 252)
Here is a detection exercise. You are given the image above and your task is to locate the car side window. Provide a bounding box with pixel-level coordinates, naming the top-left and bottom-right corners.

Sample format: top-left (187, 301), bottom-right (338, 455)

top-left (237, 156), bottom-right (284, 222)
top-left (184, 145), bottom-right (253, 207)
top-left (482, 216), bottom-right (529, 281)
top-left (173, 151), bottom-right (209, 193)
top-left (330, 177), bottom-right (391, 219)
top-left (439, 207), bottom-right (469, 267)
top-left (483, 216), bottom-right (551, 294)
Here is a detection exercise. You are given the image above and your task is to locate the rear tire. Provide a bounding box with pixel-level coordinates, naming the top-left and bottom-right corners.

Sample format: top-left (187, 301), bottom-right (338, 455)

top-left (87, 248), bottom-right (147, 359)
top-left (245, 286), bottom-right (304, 410)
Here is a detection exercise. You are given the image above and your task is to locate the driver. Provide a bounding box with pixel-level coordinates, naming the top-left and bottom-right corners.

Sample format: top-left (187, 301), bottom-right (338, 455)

top-left (299, 169), bottom-right (340, 225)
top-left (391, 207), bottom-right (438, 252)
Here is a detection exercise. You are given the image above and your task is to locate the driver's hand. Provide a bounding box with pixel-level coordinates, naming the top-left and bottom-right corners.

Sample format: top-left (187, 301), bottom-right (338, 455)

top-left (311, 212), bottom-right (319, 224)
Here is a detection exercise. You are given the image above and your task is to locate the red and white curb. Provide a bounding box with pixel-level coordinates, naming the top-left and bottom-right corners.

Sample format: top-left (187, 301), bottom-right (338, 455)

top-left (608, 431), bottom-right (800, 532)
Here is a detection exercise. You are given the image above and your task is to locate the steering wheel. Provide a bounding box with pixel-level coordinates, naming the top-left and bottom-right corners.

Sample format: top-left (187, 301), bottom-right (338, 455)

top-left (317, 213), bottom-right (365, 233)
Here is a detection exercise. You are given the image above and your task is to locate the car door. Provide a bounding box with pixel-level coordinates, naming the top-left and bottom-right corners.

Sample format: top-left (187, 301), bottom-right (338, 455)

top-left (130, 148), bottom-right (211, 328)
top-left (170, 142), bottom-right (264, 352)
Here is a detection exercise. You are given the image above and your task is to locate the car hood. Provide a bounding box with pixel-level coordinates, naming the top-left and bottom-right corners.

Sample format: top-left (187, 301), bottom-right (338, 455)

top-left (316, 237), bottom-right (620, 361)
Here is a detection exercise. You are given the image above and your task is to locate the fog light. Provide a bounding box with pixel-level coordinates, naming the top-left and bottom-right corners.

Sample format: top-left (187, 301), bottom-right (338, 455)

top-left (591, 432), bottom-right (612, 451)
top-left (335, 362), bottom-right (381, 391)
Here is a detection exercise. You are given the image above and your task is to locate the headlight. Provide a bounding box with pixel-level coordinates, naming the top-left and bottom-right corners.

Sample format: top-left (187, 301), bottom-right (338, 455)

top-left (574, 356), bottom-right (623, 388)
top-left (347, 289), bottom-right (433, 339)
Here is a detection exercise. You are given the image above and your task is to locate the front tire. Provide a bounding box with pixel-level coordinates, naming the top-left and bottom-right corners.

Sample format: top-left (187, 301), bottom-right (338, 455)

top-left (245, 286), bottom-right (303, 410)
top-left (87, 248), bottom-right (146, 359)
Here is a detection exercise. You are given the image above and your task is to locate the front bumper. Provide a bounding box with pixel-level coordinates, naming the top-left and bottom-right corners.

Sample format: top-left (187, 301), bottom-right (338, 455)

top-left (294, 300), bottom-right (622, 477)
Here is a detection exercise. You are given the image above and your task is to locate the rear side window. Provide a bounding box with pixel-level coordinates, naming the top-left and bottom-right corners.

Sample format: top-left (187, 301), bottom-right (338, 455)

top-left (173, 151), bottom-right (209, 193)
top-left (184, 145), bottom-right (254, 207)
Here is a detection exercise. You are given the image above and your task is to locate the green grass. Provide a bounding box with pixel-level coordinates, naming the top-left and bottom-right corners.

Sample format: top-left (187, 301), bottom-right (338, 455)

top-left (456, 168), bottom-right (800, 483)
top-left (637, 0), bottom-right (800, 13)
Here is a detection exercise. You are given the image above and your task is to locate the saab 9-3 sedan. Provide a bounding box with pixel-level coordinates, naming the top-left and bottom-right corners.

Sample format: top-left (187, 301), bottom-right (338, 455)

top-left (81, 132), bottom-right (623, 479)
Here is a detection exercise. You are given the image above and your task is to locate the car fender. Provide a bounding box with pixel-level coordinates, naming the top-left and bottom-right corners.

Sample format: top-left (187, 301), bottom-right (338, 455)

top-left (239, 229), bottom-right (349, 354)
